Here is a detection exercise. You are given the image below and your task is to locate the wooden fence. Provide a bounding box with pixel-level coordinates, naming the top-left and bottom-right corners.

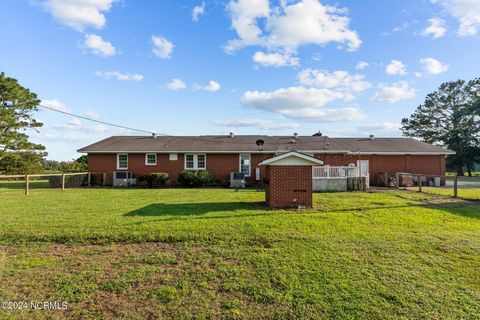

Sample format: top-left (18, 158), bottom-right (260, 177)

top-left (0, 172), bottom-right (106, 195)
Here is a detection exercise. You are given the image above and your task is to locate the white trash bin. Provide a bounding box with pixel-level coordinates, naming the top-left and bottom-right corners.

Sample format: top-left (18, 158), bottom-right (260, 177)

top-left (434, 177), bottom-right (441, 187)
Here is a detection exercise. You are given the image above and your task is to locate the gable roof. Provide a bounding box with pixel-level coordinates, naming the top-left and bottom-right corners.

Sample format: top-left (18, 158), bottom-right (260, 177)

top-left (258, 151), bottom-right (325, 166)
top-left (77, 135), bottom-right (455, 155)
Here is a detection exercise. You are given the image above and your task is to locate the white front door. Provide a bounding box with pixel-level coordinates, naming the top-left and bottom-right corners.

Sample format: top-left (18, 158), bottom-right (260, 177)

top-left (357, 160), bottom-right (370, 188)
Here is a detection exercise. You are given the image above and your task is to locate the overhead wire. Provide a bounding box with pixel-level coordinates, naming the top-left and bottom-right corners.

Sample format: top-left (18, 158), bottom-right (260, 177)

top-left (37, 104), bottom-right (330, 146)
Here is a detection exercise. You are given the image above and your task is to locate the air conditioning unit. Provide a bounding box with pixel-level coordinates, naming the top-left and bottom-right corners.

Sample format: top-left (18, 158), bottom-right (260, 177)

top-left (113, 171), bottom-right (136, 187)
top-left (230, 172), bottom-right (246, 188)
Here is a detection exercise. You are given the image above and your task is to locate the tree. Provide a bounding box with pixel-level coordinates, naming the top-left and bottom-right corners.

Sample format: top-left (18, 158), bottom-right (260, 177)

top-left (0, 72), bottom-right (46, 174)
top-left (401, 79), bottom-right (480, 176)
top-left (41, 156), bottom-right (88, 173)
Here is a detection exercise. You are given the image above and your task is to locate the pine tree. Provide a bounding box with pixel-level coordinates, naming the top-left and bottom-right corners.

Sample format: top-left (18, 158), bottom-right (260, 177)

top-left (401, 79), bottom-right (480, 175)
top-left (0, 72), bottom-right (46, 174)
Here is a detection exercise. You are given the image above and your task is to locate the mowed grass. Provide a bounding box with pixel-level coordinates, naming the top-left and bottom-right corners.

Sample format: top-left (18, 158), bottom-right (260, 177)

top-left (1, 186), bottom-right (480, 319)
top-left (416, 187), bottom-right (480, 200)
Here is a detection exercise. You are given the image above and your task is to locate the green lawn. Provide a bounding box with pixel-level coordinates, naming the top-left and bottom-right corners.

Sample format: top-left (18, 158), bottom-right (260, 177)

top-left (418, 187), bottom-right (480, 200)
top-left (1, 186), bottom-right (480, 319)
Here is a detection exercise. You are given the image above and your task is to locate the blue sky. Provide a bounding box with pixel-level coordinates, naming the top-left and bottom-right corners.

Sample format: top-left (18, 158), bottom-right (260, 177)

top-left (1, 0), bottom-right (479, 160)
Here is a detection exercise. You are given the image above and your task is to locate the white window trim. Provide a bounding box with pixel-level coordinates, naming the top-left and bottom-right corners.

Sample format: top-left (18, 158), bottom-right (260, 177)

top-left (145, 153), bottom-right (157, 166)
top-left (239, 153), bottom-right (251, 177)
top-left (184, 153), bottom-right (206, 170)
top-left (117, 153), bottom-right (128, 170)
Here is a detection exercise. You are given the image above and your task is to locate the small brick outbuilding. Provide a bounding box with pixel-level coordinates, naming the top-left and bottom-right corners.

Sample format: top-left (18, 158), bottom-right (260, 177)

top-left (259, 151), bottom-right (324, 209)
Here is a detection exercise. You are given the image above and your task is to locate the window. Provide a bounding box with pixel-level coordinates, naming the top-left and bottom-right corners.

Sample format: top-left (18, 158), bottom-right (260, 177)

top-left (185, 154), bottom-right (194, 169)
top-left (117, 153), bottom-right (128, 170)
top-left (184, 154), bottom-right (206, 170)
top-left (145, 153), bottom-right (157, 166)
top-left (197, 154), bottom-right (205, 169)
top-left (169, 153), bottom-right (178, 161)
top-left (240, 154), bottom-right (251, 177)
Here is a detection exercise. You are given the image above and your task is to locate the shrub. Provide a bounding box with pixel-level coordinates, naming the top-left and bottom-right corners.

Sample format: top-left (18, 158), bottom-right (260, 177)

top-left (137, 172), bottom-right (169, 188)
top-left (178, 170), bottom-right (213, 187)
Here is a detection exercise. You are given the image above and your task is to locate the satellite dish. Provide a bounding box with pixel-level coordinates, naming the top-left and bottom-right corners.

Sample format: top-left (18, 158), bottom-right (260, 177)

top-left (256, 139), bottom-right (264, 146)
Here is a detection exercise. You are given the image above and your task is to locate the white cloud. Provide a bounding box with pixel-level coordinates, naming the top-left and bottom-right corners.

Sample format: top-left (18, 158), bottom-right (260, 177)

top-left (421, 18), bottom-right (447, 39)
top-left (166, 78), bottom-right (187, 91)
top-left (372, 81), bottom-right (416, 103)
top-left (252, 51), bottom-right (299, 67)
top-left (278, 107), bottom-right (365, 122)
top-left (91, 125), bottom-right (109, 132)
top-left (432, 0), bottom-right (480, 36)
top-left (356, 61), bottom-right (369, 70)
top-left (297, 69), bottom-right (371, 92)
top-left (312, 52), bottom-right (322, 61)
top-left (385, 60), bottom-right (407, 76)
top-left (265, 0), bottom-right (361, 51)
top-left (225, 0), bottom-right (361, 65)
top-left (41, 99), bottom-right (70, 112)
top-left (198, 80), bottom-right (221, 92)
top-left (325, 122), bottom-right (401, 137)
top-left (192, 2), bottom-right (205, 21)
top-left (242, 86), bottom-right (350, 110)
top-left (419, 57), bottom-right (449, 75)
top-left (241, 86), bottom-right (364, 121)
top-left (82, 34), bottom-right (116, 56)
top-left (95, 71), bottom-right (144, 81)
top-left (357, 122), bottom-right (400, 132)
top-left (213, 118), bottom-right (299, 130)
top-left (85, 111), bottom-right (101, 118)
top-left (40, 0), bottom-right (116, 31)
top-left (415, 72), bottom-right (423, 77)
top-left (226, 0), bottom-right (270, 51)
top-left (54, 118), bottom-right (83, 130)
top-left (382, 22), bottom-right (410, 36)
top-left (151, 35), bottom-right (174, 59)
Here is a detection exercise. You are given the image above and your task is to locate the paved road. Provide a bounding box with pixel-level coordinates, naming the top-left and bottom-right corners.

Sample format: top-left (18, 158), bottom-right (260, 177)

top-left (446, 180), bottom-right (480, 187)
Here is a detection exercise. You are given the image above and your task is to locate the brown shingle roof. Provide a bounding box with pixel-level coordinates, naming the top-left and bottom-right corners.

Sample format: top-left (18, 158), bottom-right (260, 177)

top-left (78, 135), bottom-right (455, 155)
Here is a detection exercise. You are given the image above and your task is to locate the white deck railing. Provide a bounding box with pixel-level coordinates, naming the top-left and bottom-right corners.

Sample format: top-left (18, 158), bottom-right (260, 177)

top-left (313, 166), bottom-right (359, 179)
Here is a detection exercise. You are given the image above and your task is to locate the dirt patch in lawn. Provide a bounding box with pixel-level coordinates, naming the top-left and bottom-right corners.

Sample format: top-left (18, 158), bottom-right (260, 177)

top-left (0, 242), bottom-right (290, 319)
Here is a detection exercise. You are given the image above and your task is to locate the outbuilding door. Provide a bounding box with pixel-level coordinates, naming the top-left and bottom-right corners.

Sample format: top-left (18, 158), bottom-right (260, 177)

top-left (357, 160), bottom-right (370, 188)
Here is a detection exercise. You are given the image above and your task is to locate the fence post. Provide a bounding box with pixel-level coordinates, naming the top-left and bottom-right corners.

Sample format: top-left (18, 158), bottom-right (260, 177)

top-left (25, 174), bottom-right (30, 195)
top-left (61, 174), bottom-right (66, 191)
top-left (395, 173), bottom-right (400, 188)
top-left (453, 174), bottom-right (458, 198)
top-left (418, 175), bottom-right (422, 192)
top-left (103, 172), bottom-right (106, 186)
top-left (88, 172), bottom-right (91, 187)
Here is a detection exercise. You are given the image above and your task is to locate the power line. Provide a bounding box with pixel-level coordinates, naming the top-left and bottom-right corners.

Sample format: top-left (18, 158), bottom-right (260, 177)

top-left (37, 104), bottom-right (329, 146)
top-left (38, 104), bottom-right (166, 136)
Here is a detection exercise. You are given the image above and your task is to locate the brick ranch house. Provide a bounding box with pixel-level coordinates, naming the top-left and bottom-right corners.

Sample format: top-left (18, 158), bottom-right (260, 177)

top-left (78, 133), bottom-right (455, 186)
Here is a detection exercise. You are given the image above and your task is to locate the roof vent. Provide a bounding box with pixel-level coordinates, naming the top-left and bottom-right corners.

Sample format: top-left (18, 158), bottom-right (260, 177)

top-left (256, 139), bottom-right (264, 150)
top-left (312, 131), bottom-right (322, 137)
top-left (152, 133), bottom-right (157, 139)
top-left (369, 134), bottom-right (375, 140)
top-left (229, 132), bottom-right (235, 138)
top-left (293, 132), bottom-right (298, 139)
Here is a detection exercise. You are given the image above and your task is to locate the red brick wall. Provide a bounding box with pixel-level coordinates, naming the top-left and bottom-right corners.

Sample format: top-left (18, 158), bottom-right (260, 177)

top-left (265, 165), bottom-right (312, 208)
top-left (88, 153), bottom-right (272, 185)
top-left (88, 152), bottom-right (447, 186)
